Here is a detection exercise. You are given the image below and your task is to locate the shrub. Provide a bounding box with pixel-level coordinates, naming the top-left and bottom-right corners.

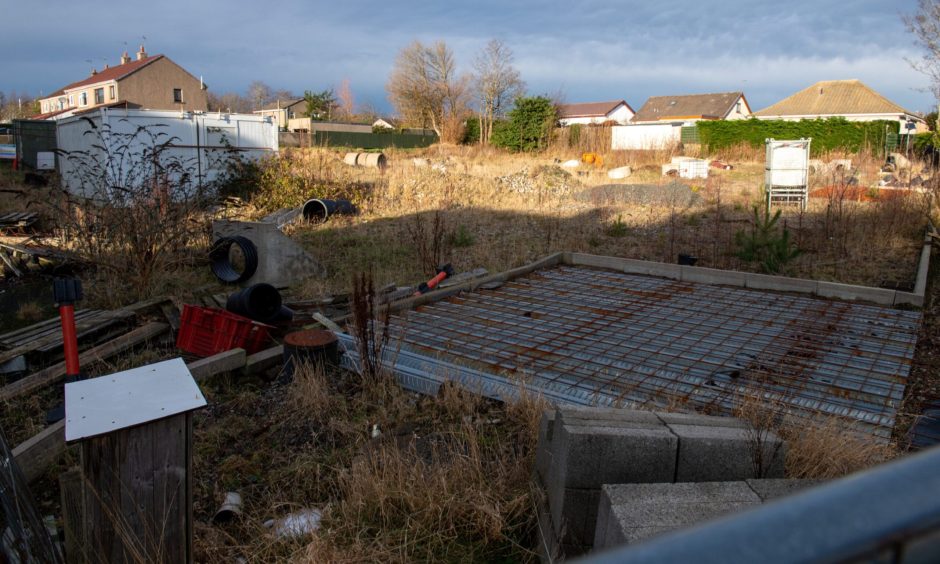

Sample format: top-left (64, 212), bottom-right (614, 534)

top-left (491, 96), bottom-right (556, 152)
top-left (735, 205), bottom-right (801, 273)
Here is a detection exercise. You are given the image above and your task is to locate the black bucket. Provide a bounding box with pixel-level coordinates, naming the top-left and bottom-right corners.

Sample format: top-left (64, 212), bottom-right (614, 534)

top-left (280, 329), bottom-right (341, 383)
top-left (302, 199), bottom-right (357, 223)
top-left (226, 283), bottom-right (282, 322)
top-left (678, 254), bottom-right (698, 266)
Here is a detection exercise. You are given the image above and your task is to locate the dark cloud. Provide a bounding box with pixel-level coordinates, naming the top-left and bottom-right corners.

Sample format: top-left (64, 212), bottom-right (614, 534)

top-left (0, 0), bottom-right (933, 113)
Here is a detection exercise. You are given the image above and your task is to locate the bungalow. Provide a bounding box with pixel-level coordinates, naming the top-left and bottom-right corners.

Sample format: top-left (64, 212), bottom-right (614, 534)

top-left (631, 92), bottom-right (750, 124)
top-left (254, 98), bottom-right (305, 130)
top-left (557, 100), bottom-right (635, 126)
top-left (753, 80), bottom-right (927, 132)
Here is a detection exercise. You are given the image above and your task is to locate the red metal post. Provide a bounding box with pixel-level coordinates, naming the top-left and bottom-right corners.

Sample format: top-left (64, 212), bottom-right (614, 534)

top-left (59, 304), bottom-right (80, 377)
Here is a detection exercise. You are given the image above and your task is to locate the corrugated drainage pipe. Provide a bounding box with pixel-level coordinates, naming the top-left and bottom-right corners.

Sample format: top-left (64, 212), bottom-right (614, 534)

top-left (226, 283), bottom-right (283, 322)
top-left (210, 236), bottom-right (258, 283)
top-left (302, 199), bottom-right (357, 223)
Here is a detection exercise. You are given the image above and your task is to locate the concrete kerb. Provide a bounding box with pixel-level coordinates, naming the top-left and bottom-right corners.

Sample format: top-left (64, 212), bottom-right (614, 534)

top-left (563, 252), bottom-right (919, 308)
top-left (913, 222), bottom-right (935, 297)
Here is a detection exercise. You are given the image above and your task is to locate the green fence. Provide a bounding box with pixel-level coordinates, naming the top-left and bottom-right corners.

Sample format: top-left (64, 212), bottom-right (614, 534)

top-left (279, 130), bottom-right (438, 149)
top-left (680, 126), bottom-right (701, 144)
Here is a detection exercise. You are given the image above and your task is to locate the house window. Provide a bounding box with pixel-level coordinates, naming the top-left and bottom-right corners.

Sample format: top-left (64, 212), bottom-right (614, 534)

top-left (94, 88), bottom-right (104, 104)
top-left (79, 92), bottom-right (87, 106)
top-left (68, 95), bottom-right (74, 107)
top-left (173, 88), bottom-right (183, 103)
top-left (109, 85), bottom-right (115, 100)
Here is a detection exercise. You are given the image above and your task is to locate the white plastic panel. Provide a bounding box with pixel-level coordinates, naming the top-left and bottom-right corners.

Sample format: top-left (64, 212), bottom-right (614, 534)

top-left (65, 357), bottom-right (206, 442)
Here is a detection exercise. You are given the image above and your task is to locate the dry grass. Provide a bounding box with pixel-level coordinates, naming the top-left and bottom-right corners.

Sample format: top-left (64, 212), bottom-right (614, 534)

top-left (244, 146), bottom-right (931, 298)
top-left (781, 416), bottom-right (899, 479)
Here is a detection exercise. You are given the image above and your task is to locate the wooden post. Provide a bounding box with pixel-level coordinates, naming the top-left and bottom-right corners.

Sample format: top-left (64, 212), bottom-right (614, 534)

top-left (65, 358), bottom-right (205, 564)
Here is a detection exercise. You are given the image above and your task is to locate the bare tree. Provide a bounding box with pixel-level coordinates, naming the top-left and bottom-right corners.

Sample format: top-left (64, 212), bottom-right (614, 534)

top-left (337, 78), bottom-right (355, 120)
top-left (905, 0), bottom-right (940, 105)
top-left (473, 39), bottom-right (525, 144)
top-left (247, 80), bottom-right (273, 110)
top-left (387, 40), bottom-right (471, 143)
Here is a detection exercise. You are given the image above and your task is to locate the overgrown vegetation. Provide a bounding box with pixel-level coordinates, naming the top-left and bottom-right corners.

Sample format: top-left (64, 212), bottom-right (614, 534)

top-left (697, 118), bottom-right (899, 156)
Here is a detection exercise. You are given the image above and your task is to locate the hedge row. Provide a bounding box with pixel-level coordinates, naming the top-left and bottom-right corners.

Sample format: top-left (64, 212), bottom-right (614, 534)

top-left (695, 118), bottom-right (900, 156)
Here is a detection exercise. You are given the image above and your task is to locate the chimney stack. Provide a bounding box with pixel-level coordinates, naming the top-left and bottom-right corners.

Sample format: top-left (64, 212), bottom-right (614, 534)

top-left (91, 68), bottom-right (98, 76)
top-left (136, 45), bottom-right (147, 61)
top-left (120, 51), bottom-right (131, 65)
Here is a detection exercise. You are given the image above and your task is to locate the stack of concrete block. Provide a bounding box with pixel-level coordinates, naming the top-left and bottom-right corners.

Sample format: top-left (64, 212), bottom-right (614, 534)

top-left (534, 406), bottom-right (787, 558)
top-left (593, 479), bottom-right (825, 549)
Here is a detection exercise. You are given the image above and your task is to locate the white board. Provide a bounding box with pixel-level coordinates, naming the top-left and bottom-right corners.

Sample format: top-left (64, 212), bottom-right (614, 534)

top-left (65, 357), bottom-right (207, 442)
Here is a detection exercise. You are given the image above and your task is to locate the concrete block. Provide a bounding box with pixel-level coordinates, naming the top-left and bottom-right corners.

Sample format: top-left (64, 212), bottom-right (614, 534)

top-left (745, 273), bottom-right (817, 294)
top-left (558, 406), bottom-right (664, 429)
top-left (213, 220), bottom-right (325, 287)
top-left (815, 281), bottom-right (896, 305)
top-left (619, 259), bottom-right (682, 280)
top-left (745, 479), bottom-right (826, 502)
top-left (894, 291), bottom-right (925, 308)
top-left (680, 266), bottom-right (747, 287)
top-left (551, 488), bottom-right (601, 547)
top-left (596, 482), bottom-right (761, 549)
top-left (668, 424), bottom-right (786, 481)
top-left (551, 424), bottom-right (679, 491)
top-left (534, 409), bottom-right (556, 487)
top-left (547, 424), bottom-right (677, 530)
top-left (654, 411), bottom-right (748, 429)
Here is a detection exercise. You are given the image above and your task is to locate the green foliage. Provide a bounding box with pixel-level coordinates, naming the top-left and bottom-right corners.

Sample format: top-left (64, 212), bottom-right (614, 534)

top-left (491, 96), bottom-right (556, 152)
top-left (914, 131), bottom-right (940, 153)
top-left (695, 118), bottom-right (900, 156)
top-left (568, 123), bottom-right (582, 147)
top-left (304, 89), bottom-right (337, 120)
top-left (251, 152), bottom-right (369, 212)
top-left (462, 116), bottom-right (481, 145)
top-left (926, 111), bottom-right (937, 132)
top-left (605, 215), bottom-right (629, 237)
top-left (447, 224), bottom-right (476, 247)
top-left (372, 125), bottom-right (395, 134)
top-left (735, 206), bottom-right (801, 274)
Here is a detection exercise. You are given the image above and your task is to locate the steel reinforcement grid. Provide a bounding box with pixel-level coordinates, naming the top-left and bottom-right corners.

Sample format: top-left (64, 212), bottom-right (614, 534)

top-left (374, 265), bottom-right (920, 439)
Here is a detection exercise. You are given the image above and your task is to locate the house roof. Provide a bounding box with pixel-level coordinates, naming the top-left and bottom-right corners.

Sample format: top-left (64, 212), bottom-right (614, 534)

top-left (54, 55), bottom-right (165, 94)
top-left (557, 100), bottom-right (633, 119)
top-left (754, 80), bottom-right (915, 118)
top-left (257, 98), bottom-right (305, 112)
top-left (633, 92), bottom-right (745, 122)
top-left (30, 107), bottom-right (73, 120)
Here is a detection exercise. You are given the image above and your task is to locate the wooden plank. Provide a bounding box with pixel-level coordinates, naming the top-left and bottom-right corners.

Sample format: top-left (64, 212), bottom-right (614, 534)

top-left (0, 322), bottom-right (169, 402)
top-left (0, 309), bottom-right (136, 366)
top-left (187, 348), bottom-right (247, 382)
top-left (0, 309), bottom-right (100, 345)
top-left (12, 419), bottom-right (65, 483)
top-left (0, 249), bottom-right (22, 277)
top-left (116, 296), bottom-right (170, 315)
top-left (60, 466), bottom-right (86, 563)
top-left (312, 312), bottom-right (342, 332)
top-left (161, 303), bottom-right (181, 332)
top-left (241, 345), bottom-right (284, 377)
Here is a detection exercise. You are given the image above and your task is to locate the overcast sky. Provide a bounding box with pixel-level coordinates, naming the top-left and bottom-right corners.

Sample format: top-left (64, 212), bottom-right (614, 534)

top-left (1, 0), bottom-right (935, 114)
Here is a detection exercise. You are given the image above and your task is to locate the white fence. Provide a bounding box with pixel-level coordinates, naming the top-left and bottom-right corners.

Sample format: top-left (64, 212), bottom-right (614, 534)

top-left (611, 123), bottom-right (681, 150)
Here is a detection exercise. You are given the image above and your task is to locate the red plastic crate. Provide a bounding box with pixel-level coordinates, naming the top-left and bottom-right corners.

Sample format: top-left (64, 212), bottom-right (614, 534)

top-left (176, 305), bottom-right (272, 356)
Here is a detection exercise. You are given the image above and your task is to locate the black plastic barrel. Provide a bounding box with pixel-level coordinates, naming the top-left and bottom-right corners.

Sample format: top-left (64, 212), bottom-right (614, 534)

top-left (302, 199), bottom-right (357, 223)
top-left (280, 329), bottom-right (341, 383)
top-left (678, 254), bottom-right (698, 266)
top-left (226, 283), bottom-right (282, 322)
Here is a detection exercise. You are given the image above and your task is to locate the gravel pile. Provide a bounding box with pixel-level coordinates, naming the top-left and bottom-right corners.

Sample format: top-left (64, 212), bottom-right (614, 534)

top-left (575, 181), bottom-right (702, 207)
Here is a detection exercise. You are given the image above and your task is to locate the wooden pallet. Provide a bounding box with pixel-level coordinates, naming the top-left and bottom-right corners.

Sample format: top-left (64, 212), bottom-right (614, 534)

top-left (0, 309), bottom-right (104, 349)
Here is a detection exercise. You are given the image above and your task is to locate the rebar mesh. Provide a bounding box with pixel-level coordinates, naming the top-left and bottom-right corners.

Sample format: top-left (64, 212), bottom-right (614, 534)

top-left (364, 265), bottom-right (920, 439)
